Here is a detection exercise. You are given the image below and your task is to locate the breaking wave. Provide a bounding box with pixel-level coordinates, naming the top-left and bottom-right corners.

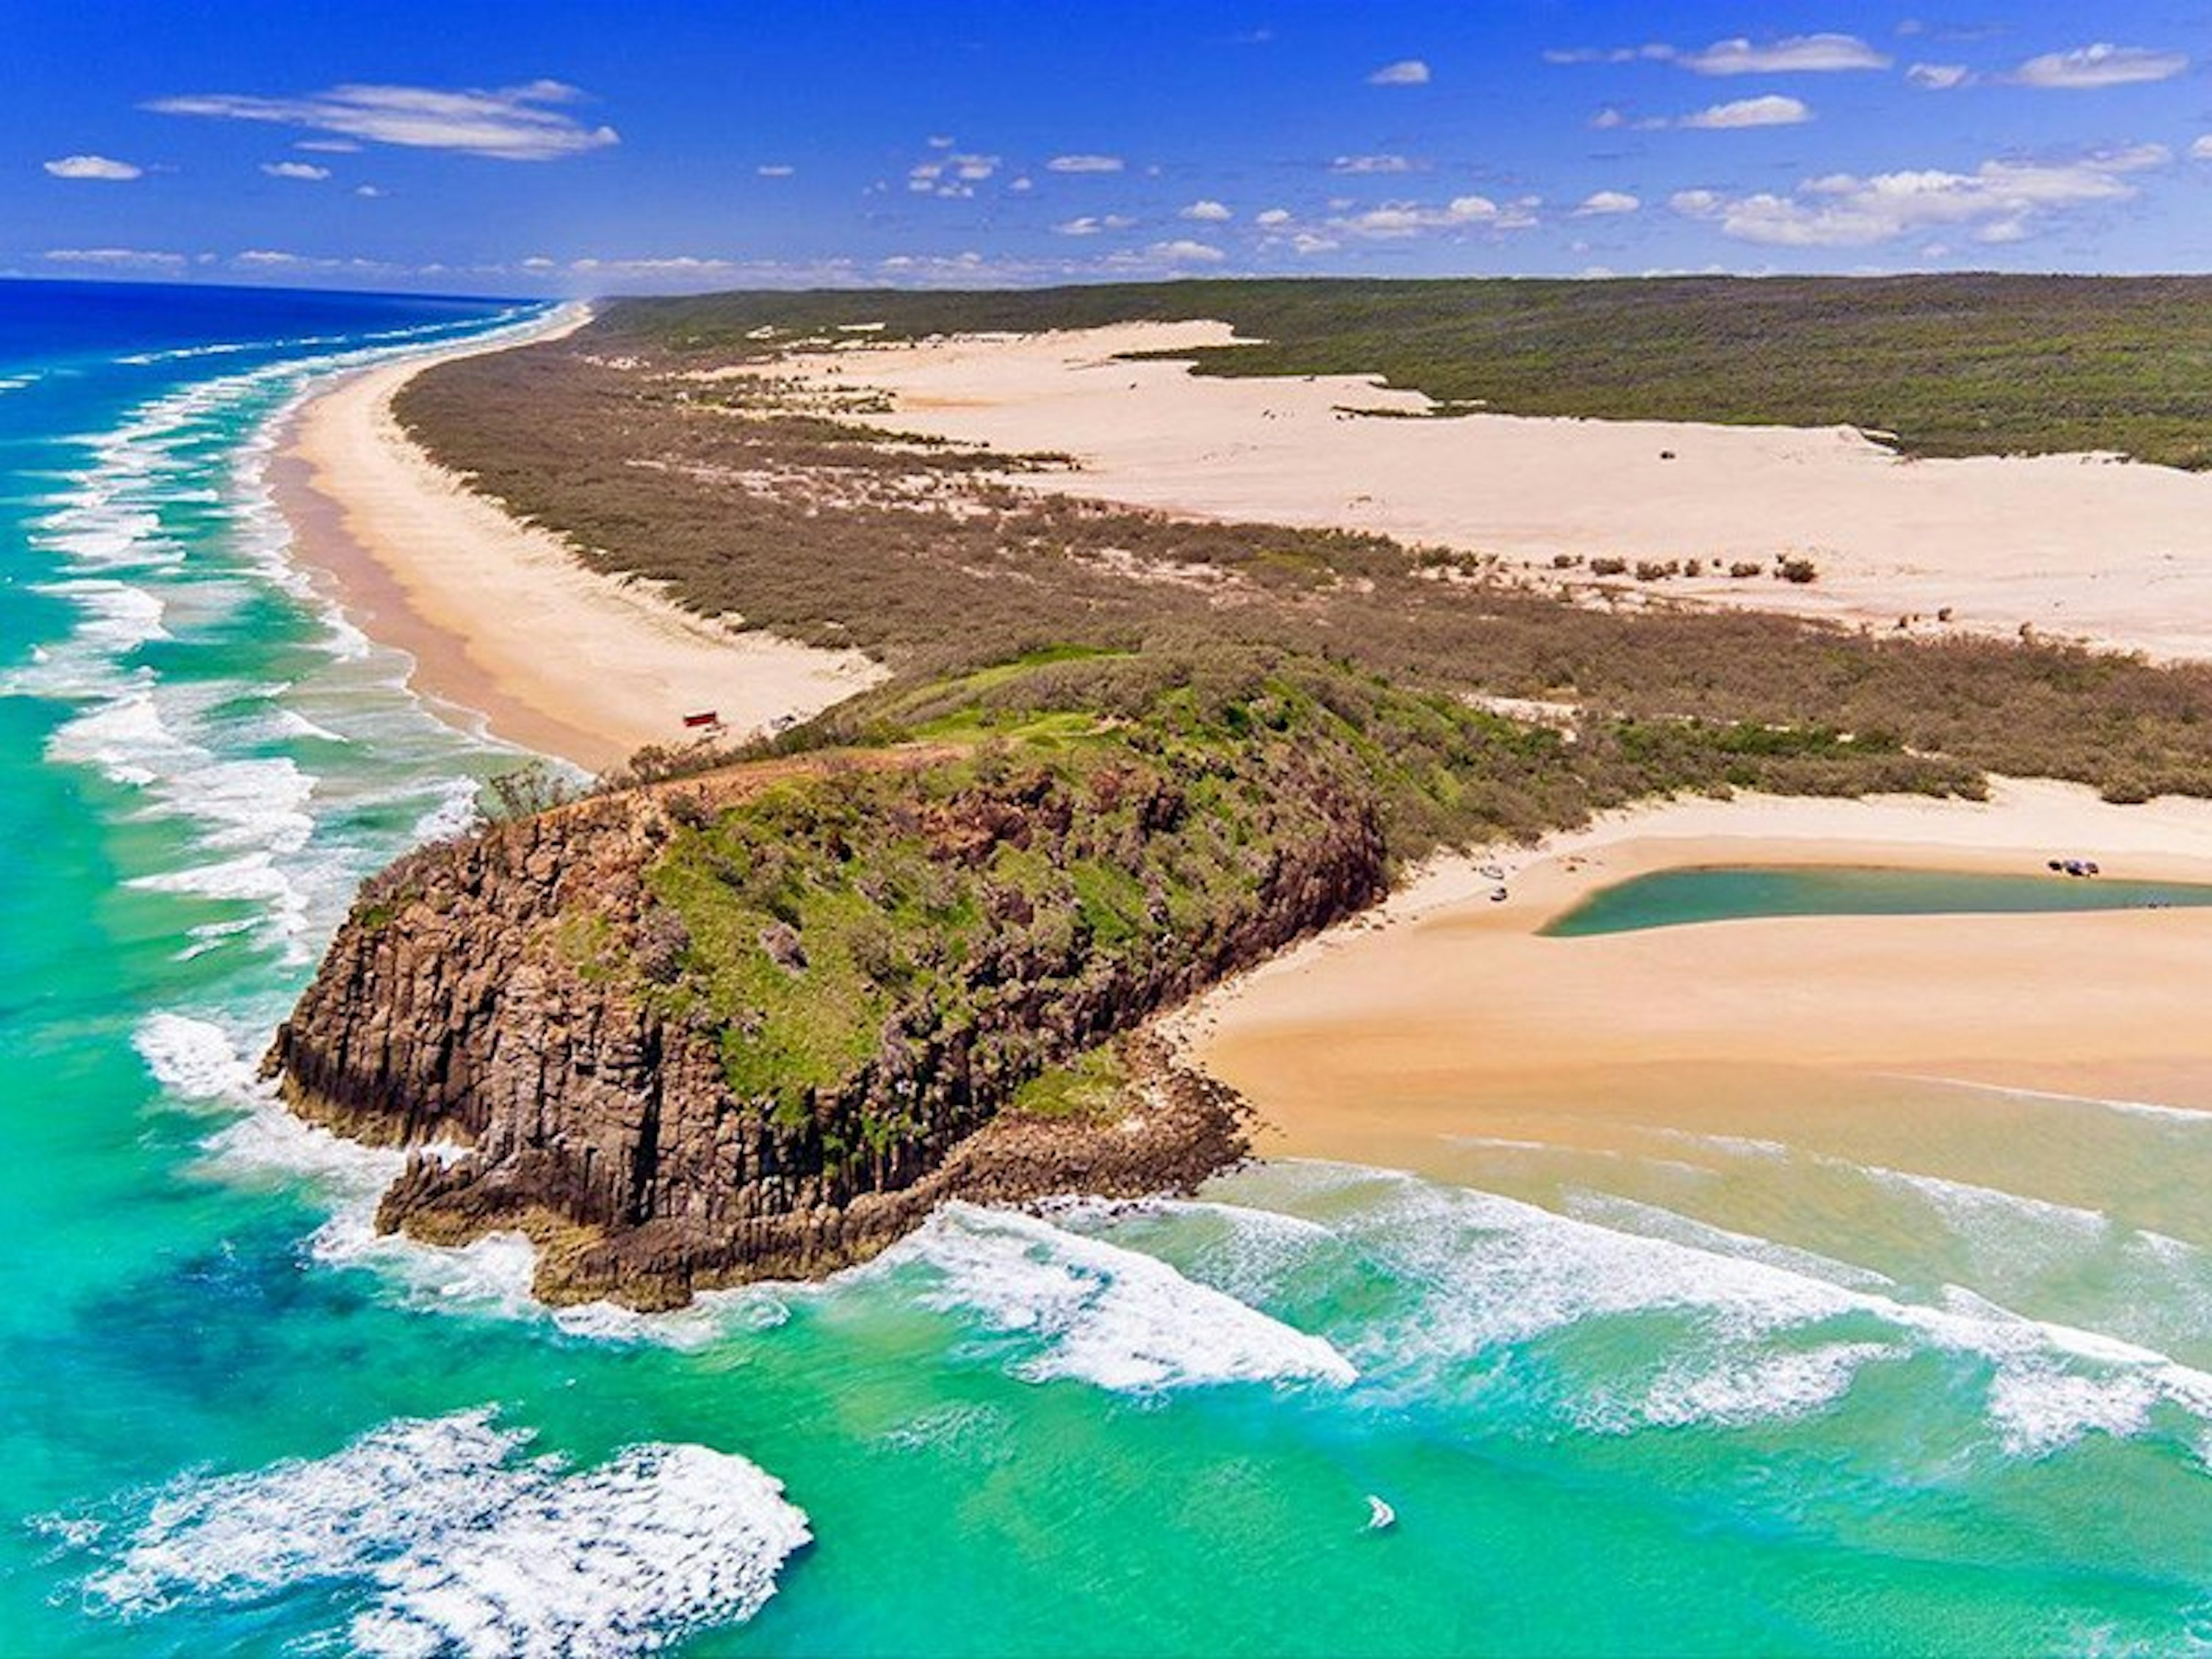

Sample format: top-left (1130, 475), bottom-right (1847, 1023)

top-left (872, 1201), bottom-right (1357, 1392)
top-left (63, 1410), bottom-right (809, 1658)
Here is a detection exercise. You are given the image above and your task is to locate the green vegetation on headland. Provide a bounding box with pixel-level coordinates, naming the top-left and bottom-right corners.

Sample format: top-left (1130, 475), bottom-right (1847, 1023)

top-left (276, 641), bottom-right (1995, 1302)
top-left (274, 283), bottom-right (2212, 1301)
top-left (591, 274), bottom-right (2212, 469)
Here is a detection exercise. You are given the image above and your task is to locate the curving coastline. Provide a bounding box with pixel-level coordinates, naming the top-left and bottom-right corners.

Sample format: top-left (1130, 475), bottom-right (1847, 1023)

top-left (273, 305), bottom-right (882, 773)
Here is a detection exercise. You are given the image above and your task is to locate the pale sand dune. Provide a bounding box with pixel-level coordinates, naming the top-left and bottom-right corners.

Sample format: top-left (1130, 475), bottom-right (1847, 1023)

top-left (790, 321), bottom-right (2212, 661)
top-left (277, 310), bottom-right (882, 773)
top-left (1172, 779), bottom-right (2212, 1175)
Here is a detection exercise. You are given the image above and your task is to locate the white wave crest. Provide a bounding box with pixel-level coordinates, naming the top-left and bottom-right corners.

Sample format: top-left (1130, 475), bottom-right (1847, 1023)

top-left (72, 1410), bottom-right (809, 1658)
top-left (1253, 1162), bottom-right (2212, 1452)
top-left (134, 1012), bottom-right (265, 1105)
top-left (876, 1201), bottom-right (1357, 1392)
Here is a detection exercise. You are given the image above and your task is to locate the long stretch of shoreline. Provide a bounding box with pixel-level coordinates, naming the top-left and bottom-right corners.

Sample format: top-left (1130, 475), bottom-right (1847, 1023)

top-left (278, 309), bottom-right (2212, 1181)
top-left (274, 306), bottom-right (881, 773)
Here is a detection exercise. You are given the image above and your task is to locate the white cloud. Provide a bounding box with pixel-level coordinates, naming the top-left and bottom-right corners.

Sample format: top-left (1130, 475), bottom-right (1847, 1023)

top-left (1180, 199), bottom-right (1233, 221)
top-left (1046, 153), bottom-right (1124, 173)
top-left (1008, 175), bottom-right (1033, 192)
top-left (43, 246), bottom-right (184, 268)
top-left (907, 151), bottom-right (999, 197)
top-left (147, 79), bottom-right (618, 161)
top-left (1290, 232), bottom-right (1339, 255)
top-left (1545, 44), bottom-right (1677, 66)
top-left (1548, 35), bottom-right (1885, 73)
top-left (354, 184), bottom-right (384, 198)
top-left (1679, 94), bottom-right (1812, 129)
top-left (261, 161), bottom-right (330, 180)
top-left (1590, 107), bottom-right (1628, 130)
top-left (2010, 43), bottom-right (2188, 89)
top-left (1366, 59), bottom-right (1431, 86)
top-left (1329, 153), bottom-right (1417, 175)
top-left (43, 154), bottom-right (142, 181)
top-left (1053, 214), bottom-right (1135, 236)
top-left (2192, 137), bottom-right (2212, 161)
top-left (1907, 63), bottom-right (1974, 90)
top-left (926, 135), bottom-right (955, 149)
top-left (1676, 34), bottom-right (1890, 74)
top-left (1573, 190), bottom-right (1641, 216)
top-left (1330, 194), bottom-right (1539, 238)
top-left (296, 139), bottom-right (361, 153)
top-left (1255, 207), bottom-right (1291, 226)
top-left (756, 163), bottom-right (795, 177)
top-left (1147, 238), bottom-right (1225, 264)
top-left (1669, 143), bottom-right (2169, 247)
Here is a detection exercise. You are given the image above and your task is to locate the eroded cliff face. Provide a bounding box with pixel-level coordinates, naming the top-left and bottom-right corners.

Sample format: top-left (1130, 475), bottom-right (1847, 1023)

top-left (266, 741), bottom-right (1389, 1309)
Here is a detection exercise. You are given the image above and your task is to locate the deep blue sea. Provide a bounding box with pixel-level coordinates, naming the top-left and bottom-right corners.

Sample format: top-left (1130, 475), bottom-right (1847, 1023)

top-left (4, 279), bottom-right (2212, 1657)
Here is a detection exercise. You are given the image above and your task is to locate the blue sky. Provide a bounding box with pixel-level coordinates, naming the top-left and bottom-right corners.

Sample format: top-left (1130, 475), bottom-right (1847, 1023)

top-left (10, 1), bottom-right (2212, 294)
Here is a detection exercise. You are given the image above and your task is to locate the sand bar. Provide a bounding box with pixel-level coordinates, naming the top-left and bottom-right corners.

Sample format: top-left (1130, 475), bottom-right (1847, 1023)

top-left (278, 307), bottom-right (882, 772)
top-left (789, 321), bottom-right (2212, 661)
top-left (1173, 778), bottom-right (2212, 1186)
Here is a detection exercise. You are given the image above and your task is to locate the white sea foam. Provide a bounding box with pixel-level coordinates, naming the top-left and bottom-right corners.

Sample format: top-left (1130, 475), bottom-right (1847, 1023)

top-left (190, 1070), bottom-right (765, 1350)
top-left (134, 1012), bottom-right (264, 1105)
top-left (874, 1201), bottom-right (1357, 1391)
top-left (1253, 1162), bottom-right (2212, 1451)
top-left (1618, 1342), bottom-right (1900, 1432)
top-left (73, 1410), bottom-right (810, 1657)
top-left (1892, 1073), bottom-right (2212, 1126)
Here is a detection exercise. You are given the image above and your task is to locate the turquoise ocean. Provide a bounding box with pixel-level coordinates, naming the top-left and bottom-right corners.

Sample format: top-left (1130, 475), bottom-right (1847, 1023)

top-left (5, 282), bottom-right (2212, 1657)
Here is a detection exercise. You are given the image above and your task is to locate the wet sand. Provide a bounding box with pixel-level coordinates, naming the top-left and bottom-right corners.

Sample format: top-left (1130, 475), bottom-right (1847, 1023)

top-left (1172, 779), bottom-right (2212, 1182)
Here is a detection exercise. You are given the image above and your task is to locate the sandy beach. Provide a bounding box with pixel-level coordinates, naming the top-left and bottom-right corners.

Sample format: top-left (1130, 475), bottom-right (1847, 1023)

top-left (1172, 778), bottom-right (2212, 1184)
top-left (788, 321), bottom-right (2212, 661)
top-left (276, 309), bottom-right (882, 772)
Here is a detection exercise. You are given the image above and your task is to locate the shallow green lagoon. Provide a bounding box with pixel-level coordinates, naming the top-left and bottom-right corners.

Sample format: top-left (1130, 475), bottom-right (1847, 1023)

top-left (1543, 862), bottom-right (2212, 937)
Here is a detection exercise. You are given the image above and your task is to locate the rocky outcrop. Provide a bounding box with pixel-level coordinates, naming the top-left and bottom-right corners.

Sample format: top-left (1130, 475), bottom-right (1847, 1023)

top-left (265, 745), bottom-right (1387, 1309)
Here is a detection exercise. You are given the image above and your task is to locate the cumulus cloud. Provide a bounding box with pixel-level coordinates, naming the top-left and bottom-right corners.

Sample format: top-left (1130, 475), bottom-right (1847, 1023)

top-left (1679, 94), bottom-right (1812, 128)
top-left (354, 184), bottom-right (384, 198)
top-left (260, 161), bottom-right (330, 180)
top-left (1146, 238), bottom-right (1225, 264)
top-left (1547, 35), bottom-right (1885, 73)
top-left (1255, 207), bottom-right (1291, 226)
top-left (1544, 44), bottom-right (1677, 66)
top-left (1046, 153), bottom-right (1124, 173)
top-left (2192, 137), bottom-right (2212, 161)
top-left (147, 79), bottom-right (618, 161)
top-left (908, 151), bottom-right (999, 197)
top-left (1573, 190), bottom-right (1641, 216)
top-left (1053, 214), bottom-right (1136, 236)
top-left (1330, 194), bottom-right (1539, 238)
top-left (43, 154), bottom-right (142, 181)
top-left (1366, 59), bottom-right (1431, 86)
top-left (1669, 143), bottom-right (2169, 247)
top-left (1907, 63), bottom-right (1974, 90)
top-left (2009, 43), bottom-right (2188, 89)
top-left (1676, 34), bottom-right (1889, 74)
top-left (1329, 153), bottom-right (1418, 175)
top-left (1180, 199), bottom-right (1233, 221)
top-left (44, 246), bottom-right (184, 268)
